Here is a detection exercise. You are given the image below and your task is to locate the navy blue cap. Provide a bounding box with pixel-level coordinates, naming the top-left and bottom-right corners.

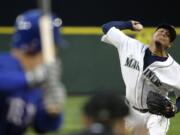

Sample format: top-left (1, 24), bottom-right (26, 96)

top-left (156, 24), bottom-right (176, 42)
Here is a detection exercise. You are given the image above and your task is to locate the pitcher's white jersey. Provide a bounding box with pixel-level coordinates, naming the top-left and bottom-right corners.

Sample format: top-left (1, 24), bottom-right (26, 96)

top-left (101, 27), bottom-right (180, 109)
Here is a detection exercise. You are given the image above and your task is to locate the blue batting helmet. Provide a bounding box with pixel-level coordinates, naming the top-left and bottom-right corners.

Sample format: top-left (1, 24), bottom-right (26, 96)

top-left (12, 9), bottom-right (62, 54)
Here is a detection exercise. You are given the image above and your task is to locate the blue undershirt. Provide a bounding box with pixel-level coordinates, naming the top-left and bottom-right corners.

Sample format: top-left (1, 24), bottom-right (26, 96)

top-left (143, 48), bottom-right (167, 69)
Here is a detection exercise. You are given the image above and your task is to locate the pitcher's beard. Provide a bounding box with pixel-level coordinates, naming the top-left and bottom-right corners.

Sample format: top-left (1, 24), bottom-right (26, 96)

top-left (154, 41), bottom-right (168, 57)
top-left (155, 41), bottom-right (163, 50)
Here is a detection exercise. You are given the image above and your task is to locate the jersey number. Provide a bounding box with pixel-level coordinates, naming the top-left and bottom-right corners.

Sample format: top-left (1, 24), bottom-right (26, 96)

top-left (7, 97), bottom-right (36, 126)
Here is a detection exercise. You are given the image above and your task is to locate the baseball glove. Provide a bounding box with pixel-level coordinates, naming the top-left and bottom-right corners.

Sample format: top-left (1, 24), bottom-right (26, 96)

top-left (147, 91), bottom-right (176, 118)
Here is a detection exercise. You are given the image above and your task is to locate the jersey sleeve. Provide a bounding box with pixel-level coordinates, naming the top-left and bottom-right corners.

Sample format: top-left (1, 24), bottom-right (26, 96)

top-left (101, 27), bottom-right (144, 54)
top-left (102, 21), bottom-right (132, 34)
top-left (0, 53), bottom-right (30, 93)
top-left (33, 99), bottom-right (63, 133)
top-left (0, 71), bottom-right (29, 93)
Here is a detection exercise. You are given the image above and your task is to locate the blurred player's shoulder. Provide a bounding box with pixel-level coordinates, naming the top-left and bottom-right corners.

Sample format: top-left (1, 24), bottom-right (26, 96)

top-left (0, 52), bottom-right (12, 62)
top-left (0, 52), bottom-right (21, 69)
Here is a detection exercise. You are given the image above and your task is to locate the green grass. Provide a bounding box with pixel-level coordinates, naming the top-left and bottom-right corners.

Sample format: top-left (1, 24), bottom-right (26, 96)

top-left (168, 113), bottom-right (180, 135)
top-left (61, 96), bottom-right (88, 134)
top-left (25, 96), bottom-right (180, 135)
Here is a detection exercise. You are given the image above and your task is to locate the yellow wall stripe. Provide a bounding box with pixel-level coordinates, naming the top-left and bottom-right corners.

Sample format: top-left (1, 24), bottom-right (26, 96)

top-left (0, 26), bottom-right (180, 35)
top-left (61, 27), bottom-right (102, 35)
top-left (0, 27), bottom-right (15, 34)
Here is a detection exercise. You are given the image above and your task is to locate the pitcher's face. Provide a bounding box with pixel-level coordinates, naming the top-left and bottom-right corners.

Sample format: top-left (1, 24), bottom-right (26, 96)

top-left (152, 28), bottom-right (172, 49)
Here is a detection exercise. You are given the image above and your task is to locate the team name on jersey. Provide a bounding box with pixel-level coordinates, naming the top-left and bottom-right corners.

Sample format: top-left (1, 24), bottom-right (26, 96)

top-left (143, 68), bottom-right (162, 87)
top-left (125, 57), bottom-right (140, 71)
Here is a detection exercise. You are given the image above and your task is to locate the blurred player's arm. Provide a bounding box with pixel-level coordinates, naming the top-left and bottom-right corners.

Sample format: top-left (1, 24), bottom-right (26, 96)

top-left (0, 63), bottom-right (62, 93)
top-left (0, 65), bottom-right (50, 93)
top-left (0, 58), bottom-right (48, 93)
top-left (0, 71), bottom-right (29, 92)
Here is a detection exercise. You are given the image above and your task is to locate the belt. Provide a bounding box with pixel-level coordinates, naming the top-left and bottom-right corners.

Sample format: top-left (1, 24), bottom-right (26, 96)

top-left (133, 106), bottom-right (149, 113)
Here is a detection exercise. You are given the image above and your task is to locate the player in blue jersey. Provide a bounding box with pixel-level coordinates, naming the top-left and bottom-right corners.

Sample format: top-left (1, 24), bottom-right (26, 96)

top-left (0, 9), bottom-right (66, 135)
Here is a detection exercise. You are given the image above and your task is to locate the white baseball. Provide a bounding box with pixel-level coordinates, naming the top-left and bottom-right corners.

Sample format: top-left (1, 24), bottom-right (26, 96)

top-left (136, 24), bottom-right (143, 30)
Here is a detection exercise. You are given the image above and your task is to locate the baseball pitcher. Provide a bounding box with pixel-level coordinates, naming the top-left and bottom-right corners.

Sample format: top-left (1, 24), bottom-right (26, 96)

top-left (101, 21), bottom-right (180, 135)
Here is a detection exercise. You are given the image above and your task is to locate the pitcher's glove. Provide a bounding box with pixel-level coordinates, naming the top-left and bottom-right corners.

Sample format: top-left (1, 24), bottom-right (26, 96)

top-left (147, 91), bottom-right (177, 118)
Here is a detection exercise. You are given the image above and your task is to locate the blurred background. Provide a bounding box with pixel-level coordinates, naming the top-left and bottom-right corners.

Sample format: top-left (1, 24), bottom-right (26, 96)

top-left (0, 0), bottom-right (180, 26)
top-left (0, 0), bottom-right (180, 135)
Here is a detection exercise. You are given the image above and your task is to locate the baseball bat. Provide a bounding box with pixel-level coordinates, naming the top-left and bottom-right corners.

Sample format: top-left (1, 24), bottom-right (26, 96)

top-left (38, 0), bottom-right (65, 114)
top-left (39, 0), bottom-right (56, 64)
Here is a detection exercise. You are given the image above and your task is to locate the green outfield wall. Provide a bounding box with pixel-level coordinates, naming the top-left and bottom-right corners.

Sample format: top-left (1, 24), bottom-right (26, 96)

top-left (1, 27), bottom-right (180, 94)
